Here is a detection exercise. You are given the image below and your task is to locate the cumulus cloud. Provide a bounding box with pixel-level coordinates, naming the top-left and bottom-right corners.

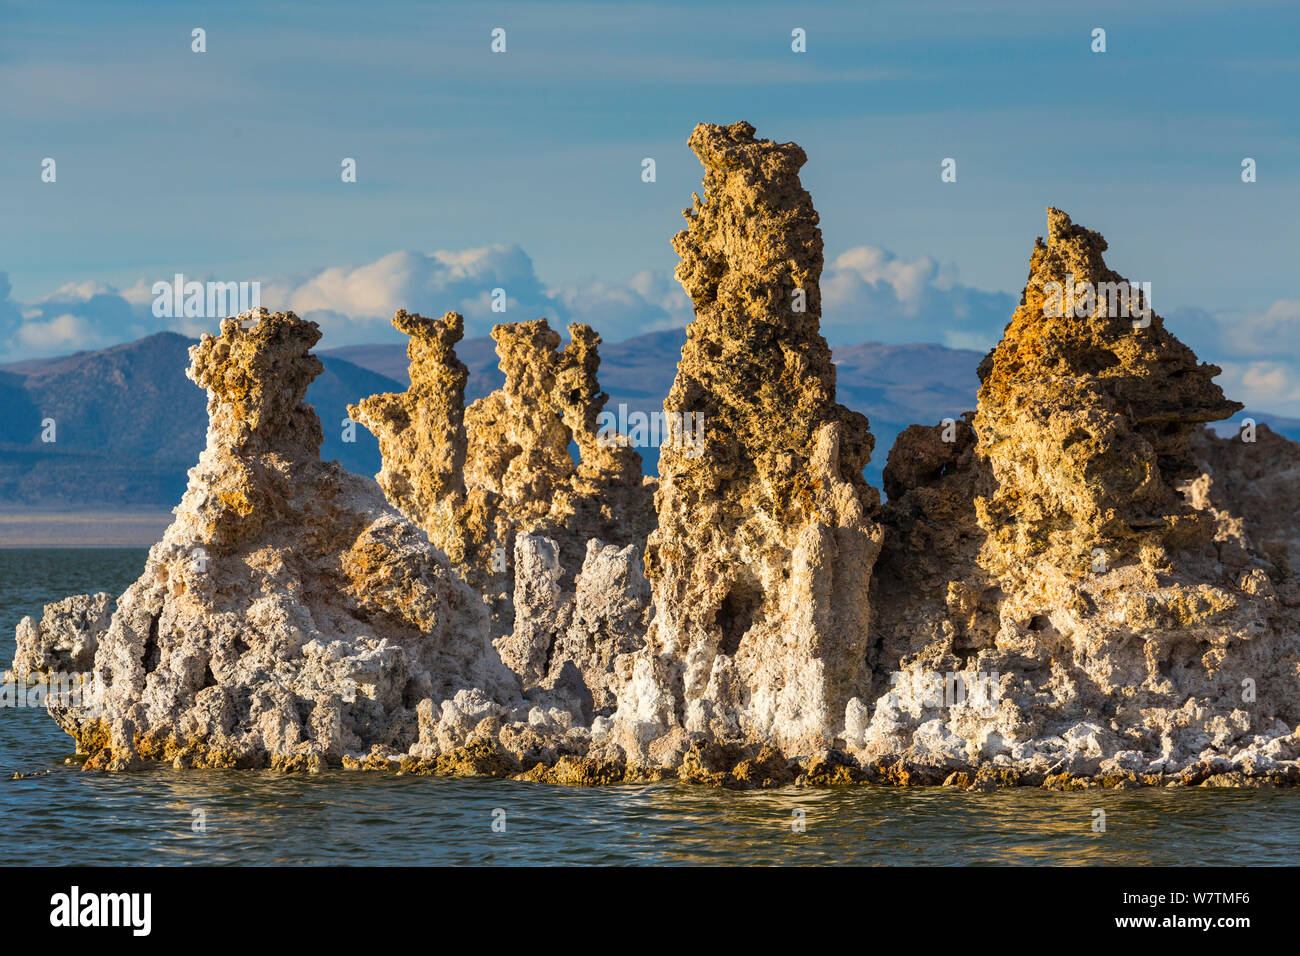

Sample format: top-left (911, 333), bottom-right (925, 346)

top-left (15, 313), bottom-right (110, 350)
top-left (0, 244), bottom-right (1121, 366)
top-left (820, 246), bottom-right (1015, 350)
top-left (1168, 301), bottom-right (1300, 363)
top-left (0, 246), bottom-right (572, 359)
top-left (1215, 361), bottom-right (1300, 413)
top-left (260, 246), bottom-right (565, 341)
top-left (1162, 302), bottom-right (1300, 417)
top-left (550, 270), bottom-right (693, 341)
top-left (1234, 299), bottom-right (1300, 355)
top-left (0, 246), bottom-right (694, 358)
top-left (262, 242), bottom-right (1018, 352)
top-left (551, 245), bottom-right (1017, 350)
top-left (0, 272), bottom-right (151, 360)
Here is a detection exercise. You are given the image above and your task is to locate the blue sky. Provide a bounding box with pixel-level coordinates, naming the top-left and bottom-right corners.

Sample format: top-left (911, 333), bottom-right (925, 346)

top-left (3, 0), bottom-right (1299, 408)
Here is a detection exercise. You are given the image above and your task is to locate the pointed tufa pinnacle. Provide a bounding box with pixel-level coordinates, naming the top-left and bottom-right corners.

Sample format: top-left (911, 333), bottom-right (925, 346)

top-left (663, 120), bottom-right (874, 497)
top-left (616, 121), bottom-right (885, 761)
top-left (349, 310), bottom-right (471, 561)
top-left (353, 311), bottom-right (653, 622)
top-left (974, 207), bottom-right (1242, 565)
top-left (44, 311), bottom-right (509, 773)
top-left (871, 207), bottom-right (1300, 781)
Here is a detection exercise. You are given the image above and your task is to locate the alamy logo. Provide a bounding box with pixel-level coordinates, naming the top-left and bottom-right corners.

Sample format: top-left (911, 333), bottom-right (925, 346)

top-left (889, 670), bottom-right (1001, 717)
top-left (2, 672), bottom-right (104, 716)
top-left (49, 886), bottom-right (151, 936)
top-left (152, 274), bottom-right (261, 319)
top-left (596, 403), bottom-right (705, 458)
top-left (1041, 273), bottom-right (1152, 327)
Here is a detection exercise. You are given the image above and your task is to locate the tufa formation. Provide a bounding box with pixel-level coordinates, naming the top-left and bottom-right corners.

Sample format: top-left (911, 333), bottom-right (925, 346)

top-left (350, 313), bottom-right (653, 625)
top-left (610, 121), bottom-right (884, 762)
top-left (22, 312), bottom-right (513, 771)
top-left (14, 128), bottom-right (1300, 790)
top-left (869, 208), bottom-right (1300, 785)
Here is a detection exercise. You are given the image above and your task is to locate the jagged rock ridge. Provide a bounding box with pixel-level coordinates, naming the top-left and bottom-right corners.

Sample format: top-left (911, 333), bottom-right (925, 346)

top-left (348, 311), bottom-right (656, 719)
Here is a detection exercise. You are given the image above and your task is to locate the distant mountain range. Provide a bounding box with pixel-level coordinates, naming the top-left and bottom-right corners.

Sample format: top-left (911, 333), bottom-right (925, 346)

top-left (0, 332), bottom-right (398, 509)
top-left (0, 328), bottom-right (1294, 516)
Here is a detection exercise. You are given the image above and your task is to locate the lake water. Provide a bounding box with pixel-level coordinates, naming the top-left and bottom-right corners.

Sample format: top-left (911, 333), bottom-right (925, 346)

top-left (2, 548), bottom-right (1297, 866)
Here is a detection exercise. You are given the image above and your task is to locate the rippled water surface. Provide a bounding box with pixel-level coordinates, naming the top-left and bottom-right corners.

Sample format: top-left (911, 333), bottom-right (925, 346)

top-left (3, 548), bottom-right (1299, 866)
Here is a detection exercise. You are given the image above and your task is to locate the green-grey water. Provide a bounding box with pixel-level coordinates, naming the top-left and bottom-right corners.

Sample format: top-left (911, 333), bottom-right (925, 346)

top-left (2, 548), bottom-right (1298, 866)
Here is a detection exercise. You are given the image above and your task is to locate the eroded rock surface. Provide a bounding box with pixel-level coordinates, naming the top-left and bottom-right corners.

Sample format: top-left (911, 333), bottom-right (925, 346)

top-left (463, 319), bottom-right (653, 596)
top-left (11, 592), bottom-right (112, 682)
top-left (351, 313), bottom-right (653, 626)
top-left (348, 310), bottom-right (477, 570)
top-left (610, 121), bottom-right (885, 761)
top-left (15, 132), bottom-right (1300, 792)
top-left (1189, 422), bottom-right (1300, 577)
top-left (496, 534), bottom-right (651, 724)
top-left (52, 311), bottom-right (517, 771)
top-left (869, 208), bottom-right (1300, 782)
top-left (975, 207), bottom-right (1240, 572)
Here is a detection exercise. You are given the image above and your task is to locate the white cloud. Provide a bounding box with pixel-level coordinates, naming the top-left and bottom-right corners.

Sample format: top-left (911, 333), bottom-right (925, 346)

top-left (1216, 361), bottom-right (1300, 413)
top-left (549, 270), bottom-right (693, 341)
top-left (1161, 301), bottom-right (1300, 415)
top-left (828, 247), bottom-right (938, 310)
top-left (41, 280), bottom-right (119, 303)
top-left (1221, 299), bottom-right (1300, 357)
top-left (16, 312), bottom-right (107, 350)
top-left (1168, 300), bottom-right (1300, 363)
top-left (820, 245), bottom-right (1014, 348)
top-left (0, 272), bottom-right (145, 360)
top-left (0, 245), bottom-right (1018, 361)
top-left (0, 246), bottom-right (571, 359)
top-left (263, 243), bottom-right (1016, 353)
top-left (261, 246), bottom-right (564, 341)
top-left (118, 279), bottom-right (158, 308)
top-left (8, 250), bottom-right (1299, 422)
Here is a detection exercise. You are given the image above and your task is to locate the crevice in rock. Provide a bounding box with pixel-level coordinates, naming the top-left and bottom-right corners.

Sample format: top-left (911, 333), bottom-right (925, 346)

top-left (716, 579), bottom-right (762, 657)
top-left (142, 613), bottom-right (161, 674)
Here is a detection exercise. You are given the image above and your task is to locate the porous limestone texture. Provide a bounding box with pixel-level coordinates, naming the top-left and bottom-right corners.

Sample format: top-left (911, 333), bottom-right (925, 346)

top-left (11, 592), bottom-right (112, 682)
top-left (350, 312), bottom-right (653, 630)
top-left (47, 311), bottom-right (518, 771)
top-left (348, 310), bottom-right (479, 572)
top-left (867, 208), bottom-right (1300, 784)
top-left (496, 534), bottom-right (650, 723)
top-left (609, 121), bottom-right (885, 761)
top-left (462, 319), bottom-right (653, 598)
top-left (1189, 423), bottom-right (1300, 576)
top-left (349, 310), bottom-right (657, 736)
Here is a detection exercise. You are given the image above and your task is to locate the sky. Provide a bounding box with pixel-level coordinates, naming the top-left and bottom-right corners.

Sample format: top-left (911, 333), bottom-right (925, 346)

top-left (3, 0), bottom-right (1300, 410)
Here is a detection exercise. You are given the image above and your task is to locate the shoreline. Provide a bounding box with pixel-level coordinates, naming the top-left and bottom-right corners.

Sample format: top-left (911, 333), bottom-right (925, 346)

top-left (0, 511), bottom-right (171, 549)
top-left (33, 748), bottom-right (1299, 792)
